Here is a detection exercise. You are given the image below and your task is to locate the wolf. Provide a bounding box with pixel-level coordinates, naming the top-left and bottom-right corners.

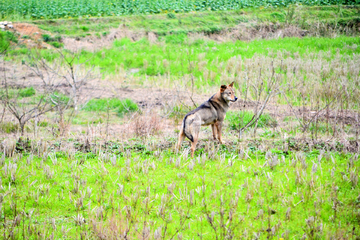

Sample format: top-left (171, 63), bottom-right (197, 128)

top-left (177, 82), bottom-right (238, 157)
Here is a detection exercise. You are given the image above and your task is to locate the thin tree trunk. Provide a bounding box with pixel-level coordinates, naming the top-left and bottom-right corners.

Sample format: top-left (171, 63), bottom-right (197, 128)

top-left (20, 122), bottom-right (25, 136)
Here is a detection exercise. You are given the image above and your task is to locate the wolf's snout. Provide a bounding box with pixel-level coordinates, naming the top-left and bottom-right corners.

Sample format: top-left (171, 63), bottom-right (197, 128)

top-left (234, 97), bottom-right (238, 102)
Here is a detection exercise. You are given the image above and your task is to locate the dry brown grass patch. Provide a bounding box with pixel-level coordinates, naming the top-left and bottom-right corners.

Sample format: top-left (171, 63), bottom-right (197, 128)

top-left (131, 112), bottom-right (163, 138)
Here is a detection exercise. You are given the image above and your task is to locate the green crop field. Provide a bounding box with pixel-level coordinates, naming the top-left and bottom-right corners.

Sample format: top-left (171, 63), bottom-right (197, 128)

top-left (0, 0), bottom-right (358, 20)
top-left (0, 1), bottom-right (360, 239)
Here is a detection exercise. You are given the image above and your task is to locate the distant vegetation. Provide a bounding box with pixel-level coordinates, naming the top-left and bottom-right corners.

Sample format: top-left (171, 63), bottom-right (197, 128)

top-left (0, 0), bottom-right (357, 19)
top-left (80, 36), bottom-right (359, 77)
top-left (31, 5), bottom-right (359, 38)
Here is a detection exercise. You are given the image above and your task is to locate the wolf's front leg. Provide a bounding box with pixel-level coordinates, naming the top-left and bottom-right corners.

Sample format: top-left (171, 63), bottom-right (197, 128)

top-left (211, 124), bottom-right (217, 140)
top-left (215, 122), bottom-right (224, 144)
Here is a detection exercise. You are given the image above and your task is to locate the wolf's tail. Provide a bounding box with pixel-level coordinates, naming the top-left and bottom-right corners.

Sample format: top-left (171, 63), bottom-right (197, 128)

top-left (182, 115), bottom-right (194, 142)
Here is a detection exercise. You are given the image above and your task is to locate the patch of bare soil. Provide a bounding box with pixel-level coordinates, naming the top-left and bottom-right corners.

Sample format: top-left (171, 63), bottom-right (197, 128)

top-left (0, 60), bottom-right (204, 107)
top-left (13, 23), bottom-right (42, 40)
top-left (13, 23), bottom-right (51, 49)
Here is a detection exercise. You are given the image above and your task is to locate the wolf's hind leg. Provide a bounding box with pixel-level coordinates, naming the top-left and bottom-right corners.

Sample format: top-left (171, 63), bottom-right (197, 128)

top-left (177, 128), bottom-right (186, 151)
top-left (190, 136), bottom-right (198, 158)
top-left (190, 121), bottom-right (201, 158)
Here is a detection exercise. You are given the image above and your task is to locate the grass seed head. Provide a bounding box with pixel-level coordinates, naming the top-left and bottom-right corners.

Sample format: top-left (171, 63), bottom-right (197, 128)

top-left (312, 162), bottom-right (318, 174)
top-left (117, 184), bottom-right (124, 195)
top-left (269, 155), bottom-right (279, 170)
top-left (245, 191), bottom-right (253, 202)
top-left (44, 165), bottom-right (54, 179)
top-left (176, 157), bottom-right (181, 168)
top-left (49, 153), bottom-right (57, 165)
top-left (257, 209), bottom-right (264, 219)
top-left (110, 155), bottom-right (116, 166)
top-left (188, 160), bottom-right (194, 171)
top-left (350, 169), bottom-right (358, 187)
top-left (73, 214), bottom-right (85, 226)
top-left (286, 207), bottom-right (291, 220)
top-left (189, 190), bottom-right (194, 205)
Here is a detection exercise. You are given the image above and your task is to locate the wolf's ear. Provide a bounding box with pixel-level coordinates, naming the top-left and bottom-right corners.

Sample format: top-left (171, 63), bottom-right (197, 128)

top-left (220, 85), bottom-right (227, 92)
top-left (229, 82), bottom-right (234, 88)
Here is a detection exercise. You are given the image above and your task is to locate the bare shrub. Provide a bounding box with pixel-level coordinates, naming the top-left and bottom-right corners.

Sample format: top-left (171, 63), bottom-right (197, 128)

top-left (0, 66), bottom-right (55, 135)
top-left (24, 49), bottom-right (98, 136)
top-left (131, 112), bottom-right (163, 138)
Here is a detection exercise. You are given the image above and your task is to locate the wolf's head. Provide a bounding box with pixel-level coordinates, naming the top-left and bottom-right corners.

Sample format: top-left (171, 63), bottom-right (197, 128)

top-left (220, 82), bottom-right (238, 103)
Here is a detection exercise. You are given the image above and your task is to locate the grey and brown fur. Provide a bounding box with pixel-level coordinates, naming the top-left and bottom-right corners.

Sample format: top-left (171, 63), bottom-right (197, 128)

top-left (177, 82), bottom-right (238, 157)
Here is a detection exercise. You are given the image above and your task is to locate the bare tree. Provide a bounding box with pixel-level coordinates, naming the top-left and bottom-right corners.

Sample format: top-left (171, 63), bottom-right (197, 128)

top-left (237, 62), bottom-right (284, 138)
top-left (25, 52), bottom-right (73, 136)
top-left (56, 51), bottom-right (96, 112)
top-left (24, 49), bottom-right (97, 135)
top-left (0, 68), bottom-right (54, 135)
top-left (0, 32), bottom-right (63, 135)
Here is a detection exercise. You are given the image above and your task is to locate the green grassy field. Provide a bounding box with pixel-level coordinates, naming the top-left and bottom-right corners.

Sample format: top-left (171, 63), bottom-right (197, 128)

top-left (1, 142), bottom-right (359, 239)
